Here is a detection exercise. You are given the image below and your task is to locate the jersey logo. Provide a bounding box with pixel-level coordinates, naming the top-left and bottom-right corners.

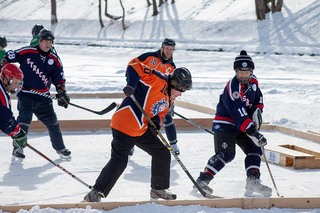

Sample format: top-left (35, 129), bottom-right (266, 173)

top-left (48, 58), bottom-right (54, 65)
top-left (232, 91), bottom-right (240, 99)
top-left (150, 58), bottom-right (158, 66)
top-left (151, 98), bottom-right (168, 116)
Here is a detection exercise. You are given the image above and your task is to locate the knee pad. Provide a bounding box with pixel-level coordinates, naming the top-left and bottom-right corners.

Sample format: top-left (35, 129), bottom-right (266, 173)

top-left (205, 151), bottom-right (235, 175)
top-left (218, 151), bottom-right (236, 163)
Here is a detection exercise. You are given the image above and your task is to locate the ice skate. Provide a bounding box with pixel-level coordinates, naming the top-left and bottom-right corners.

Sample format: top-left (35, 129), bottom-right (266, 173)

top-left (56, 148), bottom-right (71, 160)
top-left (170, 143), bottom-right (180, 155)
top-left (150, 188), bottom-right (177, 200)
top-left (192, 179), bottom-right (213, 195)
top-left (11, 147), bottom-right (25, 163)
top-left (244, 178), bottom-right (272, 197)
top-left (83, 189), bottom-right (104, 202)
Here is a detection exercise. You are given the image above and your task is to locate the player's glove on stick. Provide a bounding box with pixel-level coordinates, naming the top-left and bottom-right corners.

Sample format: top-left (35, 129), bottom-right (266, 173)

top-left (123, 85), bottom-right (135, 96)
top-left (55, 83), bottom-right (70, 108)
top-left (246, 126), bottom-right (267, 147)
top-left (12, 129), bottom-right (28, 148)
top-left (148, 117), bottom-right (161, 135)
top-left (252, 107), bottom-right (262, 130)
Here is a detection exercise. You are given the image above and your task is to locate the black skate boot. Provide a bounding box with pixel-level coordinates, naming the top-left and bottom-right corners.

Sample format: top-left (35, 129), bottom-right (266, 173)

top-left (244, 178), bottom-right (272, 197)
top-left (83, 189), bottom-right (104, 202)
top-left (150, 188), bottom-right (177, 200)
top-left (192, 178), bottom-right (213, 195)
top-left (56, 148), bottom-right (71, 160)
top-left (11, 147), bottom-right (25, 163)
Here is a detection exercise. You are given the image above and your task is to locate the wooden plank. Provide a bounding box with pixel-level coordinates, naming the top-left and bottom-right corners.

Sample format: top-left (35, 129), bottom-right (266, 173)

top-left (293, 158), bottom-right (320, 169)
top-left (1, 197), bottom-right (320, 212)
top-left (265, 145), bottom-right (314, 159)
top-left (29, 120), bottom-right (111, 132)
top-left (307, 130), bottom-right (320, 135)
top-left (264, 145), bottom-right (320, 169)
top-left (28, 118), bottom-right (213, 132)
top-left (280, 144), bottom-right (320, 158)
top-left (269, 197), bottom-right (320, 208)
top-left (174, 100), bottom-right (215, 115)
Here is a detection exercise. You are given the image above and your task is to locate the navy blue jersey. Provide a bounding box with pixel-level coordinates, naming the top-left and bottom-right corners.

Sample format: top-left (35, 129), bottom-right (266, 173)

top-left (0, 82), bottom-right (20, 136)
top-left (4, 46), bottom-right (65, 94)
top-left (213, 75), bottom-right (263, 132)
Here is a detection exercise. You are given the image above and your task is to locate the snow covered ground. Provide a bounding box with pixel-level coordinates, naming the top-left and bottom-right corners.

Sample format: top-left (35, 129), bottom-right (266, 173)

top-left (0, 0), bottom-right (320, 212)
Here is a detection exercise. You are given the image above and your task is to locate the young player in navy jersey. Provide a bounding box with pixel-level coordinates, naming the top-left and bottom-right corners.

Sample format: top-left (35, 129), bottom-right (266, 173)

top-left (0, 29), bottom-right (71, 161)
top-left (193, 50), bottom-right (272, 197)
top-left (0, 63), bottom-right (28, 150)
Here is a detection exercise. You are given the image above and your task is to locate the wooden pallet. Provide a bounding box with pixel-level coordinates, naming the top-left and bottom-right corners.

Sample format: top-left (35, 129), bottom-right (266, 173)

top-left (264, 144), bottom-right (320, 169)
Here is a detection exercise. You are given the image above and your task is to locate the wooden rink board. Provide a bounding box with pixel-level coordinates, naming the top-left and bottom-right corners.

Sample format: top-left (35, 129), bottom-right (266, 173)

top-left (264, 144), bottom-right (320, 169)
top-left (1, 197), bottom-right (320, 212)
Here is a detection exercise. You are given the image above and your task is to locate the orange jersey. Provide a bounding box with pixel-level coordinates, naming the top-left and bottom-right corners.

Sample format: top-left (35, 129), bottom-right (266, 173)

top-left (111, 62), bottom-right (170, 137)
top-left (129, 50), bottom-right (176, 75)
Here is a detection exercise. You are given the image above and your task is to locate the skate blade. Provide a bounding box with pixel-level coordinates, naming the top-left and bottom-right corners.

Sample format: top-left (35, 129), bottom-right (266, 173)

top-left (244, 191), bottom-right (272, 198)
top-left (59, 154), bottom-right (71, 161)
top-left (191, 189), bottom-right (222, 199)
top-left (11, 156), bottom-right (24, 164)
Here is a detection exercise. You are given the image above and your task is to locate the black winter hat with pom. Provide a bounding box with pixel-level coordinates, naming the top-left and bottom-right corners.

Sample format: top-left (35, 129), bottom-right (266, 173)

top-left (233, 50), bottom-right (255, 71)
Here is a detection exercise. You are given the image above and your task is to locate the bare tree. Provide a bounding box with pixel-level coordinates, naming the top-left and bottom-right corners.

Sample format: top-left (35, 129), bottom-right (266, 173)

top-left (152, 0), bottom-right (159, 16)
top-left (147, 0), bottom-right (176, 16)
top-left (118, 0), bottom-right (127, 30)
top-left (98, 0), bottom-right (104, 27)
top-left (98, 0), bottom-right (127, 30)
top-left (271, 0), bottom-right (283, 13)
top-left (255, 0), bottom-right (283, 20)
top-left (105, 0), bottom-right (122, 20)
top-left (51, 0), bottom-right (58, 24)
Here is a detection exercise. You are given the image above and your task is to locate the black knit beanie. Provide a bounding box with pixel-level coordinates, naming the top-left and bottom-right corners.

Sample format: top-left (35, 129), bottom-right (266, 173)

top-left (233, 50), bottom-right (255, 71)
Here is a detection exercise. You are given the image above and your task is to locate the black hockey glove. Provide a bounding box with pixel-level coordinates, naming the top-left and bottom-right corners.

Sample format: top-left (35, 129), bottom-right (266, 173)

top-left (148, 117), bottom-right (161, 135)
top-left (55, 83), bottom-right (70, 108)
top-left (167, 104), bottom-right (175, 117)
top-left (246, 126), bottom-right (267, 147)
top-left (123, 85), bottom-right (135, 96)
top-left (12, 129), bottom-right (27, 148)
top-left (252, 107), bottom-right (262, 130)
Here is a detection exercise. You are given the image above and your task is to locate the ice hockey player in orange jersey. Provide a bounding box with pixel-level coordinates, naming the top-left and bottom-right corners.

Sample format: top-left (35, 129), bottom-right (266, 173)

top-left (83, 65), bottom-right (192, 202)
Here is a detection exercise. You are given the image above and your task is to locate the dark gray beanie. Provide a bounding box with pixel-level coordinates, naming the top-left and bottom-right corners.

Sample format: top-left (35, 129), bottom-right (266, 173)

top-left (233, 50), bottom-right (255, 71)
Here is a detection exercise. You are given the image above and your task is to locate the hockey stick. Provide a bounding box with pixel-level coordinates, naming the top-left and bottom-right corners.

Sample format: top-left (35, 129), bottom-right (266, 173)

top-left (130, 95), bottom-right (219, 199)
top-left (174, 112), bottom-right (215, 135)
top-left (261, 146), bottom-right (282, 197)
top-left (26, 144), bottom-right (92, 189)
top-left (29, 90), bottom-right (117, 115)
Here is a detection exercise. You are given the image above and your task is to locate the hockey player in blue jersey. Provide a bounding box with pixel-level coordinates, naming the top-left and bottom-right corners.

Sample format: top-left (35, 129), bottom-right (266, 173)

top-left (0, 63), bottom-right (28, 150)
top-left (194, 50), bottom-right (272, 197)
top-left (0, 29), bottom-right (71, 161)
